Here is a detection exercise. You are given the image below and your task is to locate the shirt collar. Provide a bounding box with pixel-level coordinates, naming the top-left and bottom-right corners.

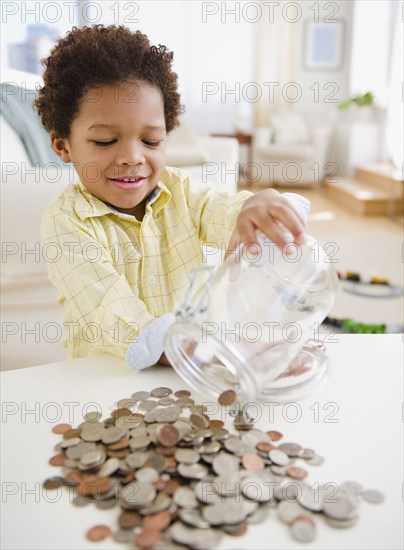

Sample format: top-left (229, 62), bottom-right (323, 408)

top-left (74, 177), bottom-right (172, 221)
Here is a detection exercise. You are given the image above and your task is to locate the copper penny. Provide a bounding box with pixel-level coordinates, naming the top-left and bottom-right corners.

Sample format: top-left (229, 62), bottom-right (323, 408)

top-left (135, 528), bottom-right (161, 549)
top-left (111, 408), bottom-right (132, 419)
top-left (118, 511), bottom-right (141, 529)
top-left (78, 476), bottom-right (112, 497)
top-left (86, 525), bottom-right (111, 542)
top-left (52, 423), bottom-right (72, 434)
top-left (267, 430), bottom-right (283, 442)
top-left (143, 511), bottom-right (171, 531)
top-left (286, 466), bottom-right (308, 480)
top-left (241, 452), bottom-right (264, 472)
top-left (158, 424), bottom-right (180, 447)
top-left (63, 428), bottom-right (82, 440)
top-left (161, 479), bottom-right (180, 495)
top-left (164, 456), bottom-right (177, 469)
top-left (256, 442), bottom-right (276, 453)
top-left (107, 437), bottom-right (130, 450)
top-left (49, 454), bottom-right (66, 467)
top-left (155, 446), bottom-right (177, 456)
top-left (209, 419), bottom-right (224, 428)
top-left (218, 390), bottom-right (237, 406)
top-left (133, 412), bottom-right (144, 418)
top-left (121, 472), bottom-right (136, 484)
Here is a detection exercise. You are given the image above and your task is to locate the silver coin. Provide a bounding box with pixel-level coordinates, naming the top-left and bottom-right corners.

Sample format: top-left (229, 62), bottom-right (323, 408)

top-left (270, 465), bottom-right (287, 476)
top-left (269, 449), bottom-right (290, 466)
top-left (179, 508), bottom-right (210, 529)
top-left (132, 390), bottom-right (151, 400)
top-left (278, 442), bottom-right (302, 457)
top-left (362, 489), bottom-right (385, 504)
top-left (213, 474), bottom-right (242, 496)
top-left (116, 398), bottom-right (137, 409)
top-left (112, 529), bottom-right (134, 543)
top-left (115, 415), bottom-right (141, 429)
top-left (126, 452), bottom-right (150, 469)
top-left (198, 441), bottom-right (222, 455)
top-left (139, 400), bottom-right (159, 411)
top-left (154, 406), bottom-right (182, 423)
top-left (177, 463), bottom-right (208, 480)
top-left (305, 454), bottom-right (325, 466)
top-left (173, 487), bottom-right (199, 509)
top-left (174, 390), bottom-right (191, 398)
top-left (241, 475), bottom-right (274, 502)
top-left (246, 505), bottom-right (269, 524)
top-left (212, 452), bottom-right (239, 475)
top-left (129, 434), bottom-right (151, 450)
top-left (151, 386), bottom-right (173, 398)
top-left (175, 449), bottom-right (200, 464)
top-left (83, 411), bottom-right (102, 422)
top-left (323, 493), bottom-right (357, 520)
top-left (298, 483), bottom-right (326, 512)
top-left (169, 521), bottom-right (222, 549)
top-left (139, 492), bottom-right (172, 515)
top-left (158, 397), bottom-right (175, 406)
top-left (223, 436), bottom-right (247, 456)
top-left (98, 457), bottom-right (120, 477)
top-left (135, 467), bottom-right (159, 484)
top-left (340, 480), bottom-right (363, 497)
top-left (278, 500), bottom-right (312, 524)
top-left (72, 495), bottom-right (92, 507)
top-left (290, 518), bottom-right (316, 542)
top-left (66, 441), bottom-right (96, 460)
top-left (193, 480), bottom-right (222, 504)
top-left (95, 498), bottom-right (116, 510)
top-left (79, 449), bottom-right (106, 467)
top-left (203, 501), bottom-right (247, 525)
top-left (210, 428), bottom-right (230, 441)
top-left (325, 514), bottom-right (359, 529)
top-left (101, 426), bottom-right (126, 445)
top-left (121, 481), bottom-right (156, 508)
top-left (298, 448), bottom-right (316, 460)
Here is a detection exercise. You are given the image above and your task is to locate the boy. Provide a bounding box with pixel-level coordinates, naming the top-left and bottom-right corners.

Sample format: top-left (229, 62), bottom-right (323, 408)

top-left (37, 25), bottom-right (308, 371)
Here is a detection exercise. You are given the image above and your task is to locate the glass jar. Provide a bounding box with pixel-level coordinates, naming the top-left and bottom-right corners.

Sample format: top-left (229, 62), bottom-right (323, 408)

top-left (164, 233), bottom-right (338, 405)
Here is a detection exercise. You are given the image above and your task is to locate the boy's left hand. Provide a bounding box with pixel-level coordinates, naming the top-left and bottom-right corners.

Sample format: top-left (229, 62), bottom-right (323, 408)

top-left (226, 189), bottom-right (307, 259)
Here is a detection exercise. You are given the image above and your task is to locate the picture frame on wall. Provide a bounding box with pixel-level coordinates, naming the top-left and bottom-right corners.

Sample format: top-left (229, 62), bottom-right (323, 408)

top-left (303, 20), bottom-right (345, 70)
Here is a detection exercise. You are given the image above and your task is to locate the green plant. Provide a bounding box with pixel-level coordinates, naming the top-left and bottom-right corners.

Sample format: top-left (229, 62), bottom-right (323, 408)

top-left (338, 91), bottom-right (375, 110)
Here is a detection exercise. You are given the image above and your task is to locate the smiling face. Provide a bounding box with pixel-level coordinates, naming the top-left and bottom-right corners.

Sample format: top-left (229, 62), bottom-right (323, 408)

top-left (51, 81), bottom-right (167, 219)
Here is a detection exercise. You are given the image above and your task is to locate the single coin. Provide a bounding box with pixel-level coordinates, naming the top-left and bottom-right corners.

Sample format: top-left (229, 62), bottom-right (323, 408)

top-left (286, 466), bottom-right (308, 480)
top-left (151, 387), bottom-right (172, 398)
top-left (43, 476), bottom-right (64, 490)
top-left (63, 428), bottom-right (82, 440)
top-left (266, 430), bottom-right (283, 441)
top-left (52, 423), bottom-right (72, 434)
top-left (290, 516), bottom-right (316, 542)
top-left (305, 454), bottom-right (325, 466)
top-left (278, 442), bottom-right (302, 457)
top-left (158, 424), bottom-right (180, 447)
top-left (49, 454), bottom-right (66, 467)
top-left (225, 522), bottom-right (248, 537)
top-left (112, 529), bottom-right (134, 543)
top-left (325, 515), bottom-right (359, 529)
top-left (95, 499), bottom-right (116, 510)
top-left (362, 489), bottom-right (384, 504)
top-left (256, 442), bottom-right (276, 453)
top-left (84, 411), bottom-right (102, 422)
top-left (86, 525), bottom-right (111, 542)
top-left (242, 452), bottom-right (264, 472)
top-left (135, 528), bottom-right (161, 549)
top-left (209, 419), bottom-right (224, 428)
top-left (269, 449), bottom-right (290, 466)
top-left (174, 389), bottom-right (191, 398)
top-left (118, 511), bottom-right (141, 529)
top-left (143, 511), bottom-right (171, 530)
top-left (64, 470), bottom-right (86, 486)
top-left (132, 390), bottom-right (151, 400)
top-left (218, 390), bottom-right (237, 405)
top-left (340, 480), bottom-right (363, 496)
top-left (72, 495), bottom-right (92, 507)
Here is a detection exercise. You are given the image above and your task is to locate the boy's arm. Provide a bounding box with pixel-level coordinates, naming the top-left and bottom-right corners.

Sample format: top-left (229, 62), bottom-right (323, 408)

top-left (41, 210), bottom-right (174, 369)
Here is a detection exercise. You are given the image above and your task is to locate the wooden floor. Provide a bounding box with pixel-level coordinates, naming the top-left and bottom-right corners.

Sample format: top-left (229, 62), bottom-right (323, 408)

top-left (238, 182), bottom-right (403, 327)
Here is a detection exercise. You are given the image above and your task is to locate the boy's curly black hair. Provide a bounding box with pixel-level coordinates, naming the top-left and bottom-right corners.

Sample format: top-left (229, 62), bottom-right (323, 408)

top-left (34, 25), bottom-right (184, 138)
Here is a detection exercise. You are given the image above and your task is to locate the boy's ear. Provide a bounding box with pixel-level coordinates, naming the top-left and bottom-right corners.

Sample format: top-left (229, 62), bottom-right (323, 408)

top-left (51, 131), bottom-right (72, 162)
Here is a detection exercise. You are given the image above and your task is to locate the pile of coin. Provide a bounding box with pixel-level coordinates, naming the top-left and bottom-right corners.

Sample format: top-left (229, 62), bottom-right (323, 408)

top-left (45, 387), bottom-right (384, 548)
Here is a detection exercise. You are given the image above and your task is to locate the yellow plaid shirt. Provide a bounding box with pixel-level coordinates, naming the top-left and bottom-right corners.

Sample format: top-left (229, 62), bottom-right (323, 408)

top-left (41, 166), bottom-right (251, 363)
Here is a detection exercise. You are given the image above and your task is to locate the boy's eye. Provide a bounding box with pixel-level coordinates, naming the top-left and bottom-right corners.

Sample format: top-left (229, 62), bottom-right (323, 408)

top-left (143, 140), bottom-right (161, 147)
top-left (93, 140), bottom-right (117, 147)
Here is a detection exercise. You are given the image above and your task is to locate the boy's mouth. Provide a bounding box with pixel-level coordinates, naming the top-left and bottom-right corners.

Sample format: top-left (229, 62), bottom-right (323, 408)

top-left (110, 176), bottom-right (146, 190)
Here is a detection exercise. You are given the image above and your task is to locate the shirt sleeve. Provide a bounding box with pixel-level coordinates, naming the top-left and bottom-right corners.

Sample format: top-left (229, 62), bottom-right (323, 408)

top-left (41, 209), bottom-right (166, 363)
top-left (182, 177), bottom-right (253, 247)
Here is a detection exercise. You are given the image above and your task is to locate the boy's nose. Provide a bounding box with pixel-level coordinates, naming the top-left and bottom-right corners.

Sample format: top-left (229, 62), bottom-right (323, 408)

top-left (115, 143), bottom-right (145, 166)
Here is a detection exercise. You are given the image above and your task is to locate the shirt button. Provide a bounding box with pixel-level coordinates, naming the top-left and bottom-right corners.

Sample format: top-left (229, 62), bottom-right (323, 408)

top-left (148, 275), bottom-right (156, 284)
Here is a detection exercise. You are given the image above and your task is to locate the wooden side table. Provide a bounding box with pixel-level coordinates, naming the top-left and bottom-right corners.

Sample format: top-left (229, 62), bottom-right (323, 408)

top-left (211, 132), bottom-right (253, 185)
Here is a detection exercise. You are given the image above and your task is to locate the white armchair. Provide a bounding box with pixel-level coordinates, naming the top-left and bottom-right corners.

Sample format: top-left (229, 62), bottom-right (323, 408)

top-left (252, 111), bottom-right (334, 187)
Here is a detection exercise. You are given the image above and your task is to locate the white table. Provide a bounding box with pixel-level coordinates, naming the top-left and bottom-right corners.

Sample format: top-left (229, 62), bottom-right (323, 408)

top-left (1, 335), bottom-right (403, 549)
